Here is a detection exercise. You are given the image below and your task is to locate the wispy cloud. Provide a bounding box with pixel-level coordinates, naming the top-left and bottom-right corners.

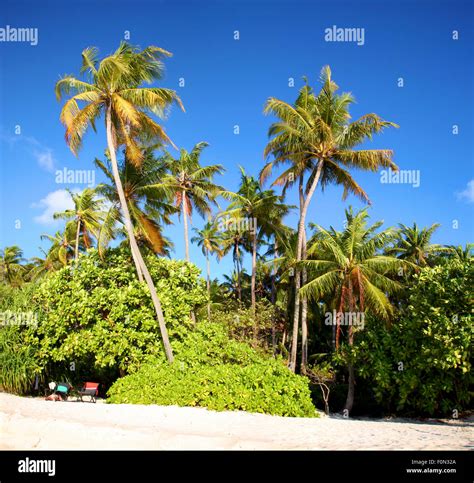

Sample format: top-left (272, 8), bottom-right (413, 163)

top-left (0, 131), bottom-right (57, 172)
top-left (32, 189), bottom-right (76, 225)
top-left (456, 179), bottom-right (474, 204)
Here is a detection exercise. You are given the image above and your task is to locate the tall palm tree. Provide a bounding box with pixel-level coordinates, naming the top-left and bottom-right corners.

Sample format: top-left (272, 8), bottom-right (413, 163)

top-left (221, 168), bottom-right (288, 343)
top-left (300, 208), bottom-right (411, 412)
top-left (447, 243), bottom-right (473, 262)
top-left (55, 42), bottom-right (182, 363)
top-left (53, 188), bottom-right (106, 260)
top-left (157, 142), bottom-right (224, 262)
top-left (387, 222), bottom-right (448, 267)
top-left (191, 221), bottom-right (223, 320)
top-left (0, 246), bottom-right (25, 286)
top-left (262, 66), bottom-right (399, 371)
top-left (95, 148), bottom-right (178, 256)
top-left (220, 227), bottom-right (249, 303)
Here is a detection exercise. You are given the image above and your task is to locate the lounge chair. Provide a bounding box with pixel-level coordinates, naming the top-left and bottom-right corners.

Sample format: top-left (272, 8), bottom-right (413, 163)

top-left (77, 382), bottom-right (99, 403)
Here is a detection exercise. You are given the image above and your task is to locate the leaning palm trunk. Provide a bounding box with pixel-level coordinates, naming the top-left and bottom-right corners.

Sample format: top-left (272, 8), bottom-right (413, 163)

top-left (251, 231), bottom-right (258, 346)
top-left (106, 107), bottom-right (174, 363)
top-left (289, 162), bottom-right (323, 372)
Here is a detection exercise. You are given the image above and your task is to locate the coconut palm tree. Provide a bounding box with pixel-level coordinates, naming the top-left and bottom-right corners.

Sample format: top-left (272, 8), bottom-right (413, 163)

top-left (386, 222), bottom-right (449, 267)
top-left (95, 147), bottom-right (178, 256)
top-left (219, 227), bottom-right (249, 303)
top-left (41, 223), bottom-right (77, 267)
top-left (157, 142), bottom-right (224, 262)
top-left (55, 42), bottom-right (181, 363)
top-left (221, 168), bottom-right (289, 343)
top-left (300, 208), bottom-right (411, 412)
top-left (27, 248), bottom-right (60, 281)
top-left (191, 221), bottom-right (223, 320)
top-left (262, 66), bottom-right (399, 371)
top-left (0, 246), bottom-right (25, 286)
top-left (447, 243), bottom-right (473, 262)
top-left (53, 188), bottom-right (106, 260)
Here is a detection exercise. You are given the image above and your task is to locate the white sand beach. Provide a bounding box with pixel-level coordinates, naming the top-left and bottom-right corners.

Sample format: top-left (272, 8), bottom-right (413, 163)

top-left (0, 393), bottom-right (472, 450)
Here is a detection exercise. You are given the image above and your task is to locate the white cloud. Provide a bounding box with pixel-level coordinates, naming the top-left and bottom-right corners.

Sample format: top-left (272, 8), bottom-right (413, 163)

top-left (456, 179), bottom-right (474, 204)
top-left (32, 189), bottom-right (76, 225)
top-left (0, 131), bottom-right (57, 172)
top-left (35, 149), bottom-right (55, 172)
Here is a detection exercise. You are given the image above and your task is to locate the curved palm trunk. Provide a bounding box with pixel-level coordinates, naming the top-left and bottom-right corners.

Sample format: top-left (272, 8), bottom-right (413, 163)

top-left (206, 249), bottom-right (211, 321)
top-left (106, 107), bottom-right (174, 363)
top-left (289, 162), bottom-right (323, 372)
top-left (251, 231), bottom-right (258, 345)
top-left (75, 219), bottom-right (81, 261)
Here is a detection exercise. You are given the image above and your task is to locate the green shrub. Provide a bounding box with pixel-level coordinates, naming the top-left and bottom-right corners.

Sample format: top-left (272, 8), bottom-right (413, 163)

top-left (21, 248), bottom-right (207, 381)
top-left (0, 325), bottom-right (38, 394)
top-left (354, 260), bottom-right (473, 416)
top-left (108, 322), bottom-right (317, 417)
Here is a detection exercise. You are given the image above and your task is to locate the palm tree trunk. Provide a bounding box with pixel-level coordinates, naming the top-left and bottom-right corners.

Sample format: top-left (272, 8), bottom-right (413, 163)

top-left (289, 162), bottom-right (324, 372)
top-left (301, 229), bottom-right (308, 373)
top-left (206, 249), bottom-right (211, 321)
top-left (271, 239), bottom-right (278, 356)
top-left (251, 231), bottom-right (258, 345)
top-left (182, 191), bottom-right (190, 262)
top-left (75, 220), bottom-right (81, 261)
top-left (106, 106), bottom-right (174, 363)
top-left (344, 326), bottom-right (355, 413)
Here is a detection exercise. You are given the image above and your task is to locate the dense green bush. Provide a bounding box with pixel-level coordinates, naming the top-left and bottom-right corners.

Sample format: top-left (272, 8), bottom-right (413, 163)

top-left (31, 249), bottom-right (206, 374)
top-left (354, 260), bottom-right (473, 416)
top-left (0, 325), bottom-right (38, 394)
top-left (108, 322), bottom-right (317, 417)
top-left (209, 299), bottom-right (286, 353)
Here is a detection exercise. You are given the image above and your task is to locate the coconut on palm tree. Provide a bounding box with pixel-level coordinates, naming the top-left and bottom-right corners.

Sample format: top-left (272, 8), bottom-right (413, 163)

top-left (262, 66), bottom-right (399, 371)
top-left (191, 221), bottom-right (223, 320)
top-left (55, 42), bottom-right (182, 363)
top-left (157, 142), bottom-right (224, 262)
top-left (300, 208), bottom-right (411, 412)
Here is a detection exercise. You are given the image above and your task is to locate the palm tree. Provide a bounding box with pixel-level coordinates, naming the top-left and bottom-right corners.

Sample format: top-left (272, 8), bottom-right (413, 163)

top-left (262, 66), bottom-right (399, 371)
top-left (221, 168), bottom-right (288, 343)
top-left (300, 208), bottom-right (411, 412)
top-left (387, 222), bottom-right (448, 267)
top-left (53, 188), bottom-right (106, 260)
top-left (0, 246), bottom-right (25, 286)
top-left (41, 223), bottom-right (77, 267)
top-left (95, 148), bottom-right (178, 256)
top-left (27, 248), bottom-right (60, 281)
top-left (191, 221), bottom-right (223, 320)
top-left (220, 227), bottom-right (250, 303)
top-left (447, 243), bottom-right (473, 262)
top-left (157, 142), bottom-right (224, 262)
top-left (55, 42), bottom-right (182, 363)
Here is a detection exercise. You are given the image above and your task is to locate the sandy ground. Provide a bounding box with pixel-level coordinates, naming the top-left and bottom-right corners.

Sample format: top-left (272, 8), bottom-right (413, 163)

top-left (0, 392), bottom-right (472, 450)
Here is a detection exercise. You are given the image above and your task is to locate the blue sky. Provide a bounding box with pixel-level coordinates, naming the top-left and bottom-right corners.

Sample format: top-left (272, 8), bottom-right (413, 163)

top-left (0, 0), bottom-right (473, 279)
